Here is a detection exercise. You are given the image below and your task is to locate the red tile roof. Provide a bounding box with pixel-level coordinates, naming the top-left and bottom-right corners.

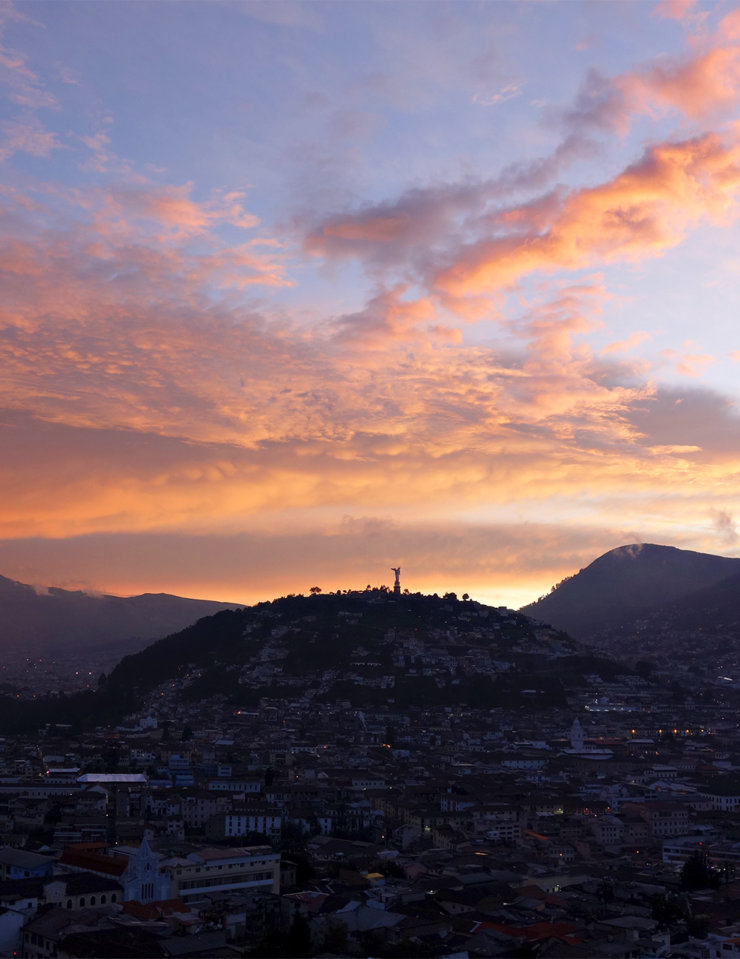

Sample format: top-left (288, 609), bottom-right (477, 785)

top-left (59, 847), bottom-right (128, 877)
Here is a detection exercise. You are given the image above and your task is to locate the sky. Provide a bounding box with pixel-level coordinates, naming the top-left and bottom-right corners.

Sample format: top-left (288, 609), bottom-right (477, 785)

top-left (2, 0), bottom-right (740, 609)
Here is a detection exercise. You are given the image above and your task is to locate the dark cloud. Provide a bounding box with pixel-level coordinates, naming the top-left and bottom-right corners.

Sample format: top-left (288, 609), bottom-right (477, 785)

top-left (0, 520), bottom-right (635, 609)
top-left (628, 385), bottom-right (740, 455)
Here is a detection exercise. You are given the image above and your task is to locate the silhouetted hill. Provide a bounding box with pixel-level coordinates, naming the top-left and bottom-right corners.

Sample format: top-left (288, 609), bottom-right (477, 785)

top-left (521, 543), bottom-right (740, 642)
top-left (0, 573), bottom-right (240, 662)
top-left (104, 591), bottom-right (577, 706)
top-left (0, 590), bottom-right (635, 732)
top-left (584, 566), bottom-right (740, 664)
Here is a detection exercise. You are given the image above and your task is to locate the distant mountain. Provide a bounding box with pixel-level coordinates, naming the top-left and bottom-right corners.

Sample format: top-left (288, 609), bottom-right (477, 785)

top-left (0, 574), bottom-right (240, 661)
top-left (656, 567), bottom-right (740, 630)
top-left (576, 566), bottom-right (740, 664)
top-left (521, 543), bottom-right (740, 645)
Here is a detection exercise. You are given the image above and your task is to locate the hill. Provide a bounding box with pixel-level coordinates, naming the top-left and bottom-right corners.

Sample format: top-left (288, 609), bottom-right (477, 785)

top-left (577, 566), bottom-right (740, 666)
top-left (0, 573), bottom-right (240, 663)
top-left (0, 589), bottom-right (634, 732)
top-left (521, 543), bottom-right (740, 645)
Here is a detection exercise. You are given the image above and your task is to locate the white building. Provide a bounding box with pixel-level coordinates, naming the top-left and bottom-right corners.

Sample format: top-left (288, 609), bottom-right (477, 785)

top-left (165, 845), bottom-right (280, 903)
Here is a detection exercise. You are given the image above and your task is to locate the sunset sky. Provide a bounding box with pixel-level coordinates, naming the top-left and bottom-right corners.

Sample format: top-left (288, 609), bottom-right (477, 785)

top-left (3, 0), bottom-right (740, 609)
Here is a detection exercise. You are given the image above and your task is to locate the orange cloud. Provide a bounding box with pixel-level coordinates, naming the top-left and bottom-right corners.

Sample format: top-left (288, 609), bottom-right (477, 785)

top-left (1, 163), bottom-right (726, 531)
top-left (719, 7), bottom-right (740, 42)
top-left (435, 134), bottom-right (740, 296)
top-left (308, 31), bottom-right (740, 296)
top-left (602, 331), bottom-right (652, 354)
top-left (3, 162), bottom-right (727, 554)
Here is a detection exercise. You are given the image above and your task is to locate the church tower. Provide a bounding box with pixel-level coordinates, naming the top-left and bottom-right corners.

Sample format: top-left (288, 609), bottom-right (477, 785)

top-left (570, 717), bottom-right (584, 752)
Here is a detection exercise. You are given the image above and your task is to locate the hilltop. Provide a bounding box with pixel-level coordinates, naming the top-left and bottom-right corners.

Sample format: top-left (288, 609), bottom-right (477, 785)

top-left (521, 543), bottom-right (740, 667)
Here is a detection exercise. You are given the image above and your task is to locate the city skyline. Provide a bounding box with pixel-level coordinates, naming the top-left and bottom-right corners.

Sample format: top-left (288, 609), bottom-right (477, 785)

top-left (2, 0), bottom-right (740, 609)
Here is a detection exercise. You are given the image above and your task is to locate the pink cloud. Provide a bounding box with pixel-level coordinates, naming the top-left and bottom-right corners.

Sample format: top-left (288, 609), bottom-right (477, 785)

top-left (554, 12), bottom-right (740, 138)
top-left (472, 82), bottom-right (521, 107)
top-left (0, 7), bottom-right (58, 114)
top-left (0, 176), bottom-right (736, 585)
top-left (307, 34), bottom-right (740, 294)
top-left (623, 45), bottom-right (740, 119)
top-left (660, 346), bottom-right (715, 376)
top-left (305, 141), bottom-right (592, 276)
top-left (103, 182), bottom-right (260, 239)
top-left (0, 115), bottom-right (60, 161)
top-left (79, 131), bottom-right (118, 173)
top-left (305, 181), bottom-right (479, 270)
top-left (718, 7), bottom-right (740, 41)
top-left (653, 0), bottom-right (701, 23)
top-left (197, 244), bottom-right (292, 290)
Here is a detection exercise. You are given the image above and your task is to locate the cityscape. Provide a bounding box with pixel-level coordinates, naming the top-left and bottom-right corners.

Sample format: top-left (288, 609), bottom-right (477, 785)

top-left (0, 555), bottom-right (739, 957)
top-left (4, 0), bottom-right (740, 956)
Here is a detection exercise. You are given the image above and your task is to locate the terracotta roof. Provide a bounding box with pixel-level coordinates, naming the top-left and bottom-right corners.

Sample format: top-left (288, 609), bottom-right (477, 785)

top-left (59, 848), bottom-right (128, 877)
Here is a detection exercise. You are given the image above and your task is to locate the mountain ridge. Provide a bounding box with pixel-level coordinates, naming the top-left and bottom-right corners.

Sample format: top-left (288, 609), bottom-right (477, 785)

top-left (521, 542), bottom-right (740, 645)
top-left (0, 572), bottom-right (241, 663)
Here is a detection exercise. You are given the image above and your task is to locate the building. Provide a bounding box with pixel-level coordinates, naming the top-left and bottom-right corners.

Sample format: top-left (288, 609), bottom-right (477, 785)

top-left (0, 847), bottom-right (54, 881)
top-left (165, 845), bottom-right (280, 903)
top-left (58, 837), bottom-right (170, 904)
top-left (206, 809), bottom-right (282, 842)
